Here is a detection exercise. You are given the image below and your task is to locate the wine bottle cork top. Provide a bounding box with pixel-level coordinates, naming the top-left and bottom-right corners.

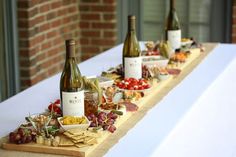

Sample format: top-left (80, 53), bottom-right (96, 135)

top-left (65, 39), bottom-right (76, 58)
top-left (128, 15), bottom-right (136, 20)
top-left (66, 39), bottom-right (75, 45)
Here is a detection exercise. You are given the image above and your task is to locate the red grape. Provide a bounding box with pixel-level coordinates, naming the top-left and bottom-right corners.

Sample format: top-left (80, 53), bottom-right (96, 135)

top-left (107, 112), bottom-right (118, 120)
top-left (9, 127), bottom-right (34, 144)
top-left (17, 128), bottom-right (25, 137)
top-left (87, 111), bottom-right (118, 133)
top-left (108, 125), bottom-right (116, 133)
top-left (21, 135), bottom-right (27, 143)
top-left (31, 132), bottom-right (37, 142)
top-left (106, 119), bottom-right (114, 125)
top-left (25, 135), bottom-right (32, 143)
top-left (98, 112), bottom-right (106, 119)
top-left (102, 125), bottom-right (109, 130)
top-left (90, 122), bottom-right (97, 127)
top-left (97, 118), bottom-right (104, 125)
top-left (9, 132), bottom-right (17, 143)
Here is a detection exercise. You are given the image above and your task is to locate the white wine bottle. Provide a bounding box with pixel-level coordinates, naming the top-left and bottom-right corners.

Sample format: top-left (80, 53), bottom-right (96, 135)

top-left (60, 39), bottom-right (84, 116)
top-left (166, 0), bottom-right (181, 51)
top-left (123, 15), bottom-right (142, 79)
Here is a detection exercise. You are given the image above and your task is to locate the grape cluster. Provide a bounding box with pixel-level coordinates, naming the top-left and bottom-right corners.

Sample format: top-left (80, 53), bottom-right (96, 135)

top-left (87, 111), bottom-right (117, 133)
top-left (9, 127), bottom-right (36, 144)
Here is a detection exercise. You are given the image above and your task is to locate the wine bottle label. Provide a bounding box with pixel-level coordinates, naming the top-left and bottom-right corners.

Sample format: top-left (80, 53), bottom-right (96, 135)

top-left (124, 57), bottom-right (142, 79)
top-left (167, 30), bottom-right (181, 50)
top-left (62, 90), bottom-right (84, 116)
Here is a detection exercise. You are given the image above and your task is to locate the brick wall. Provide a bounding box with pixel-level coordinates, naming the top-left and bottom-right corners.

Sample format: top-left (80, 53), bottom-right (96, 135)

top-left (232, 0), bottom-right (236, 42)
top-left (78, 0), bottom-right (117, 60)
top-left (15, 0), bottom-right (236, 90)
top-left (17, 0), bottom-right (80, 89)
top-left (17, 0), bottom-right (117, 90)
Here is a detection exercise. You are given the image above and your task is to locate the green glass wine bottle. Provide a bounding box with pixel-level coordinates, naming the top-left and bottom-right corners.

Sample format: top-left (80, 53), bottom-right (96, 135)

top-left (166, 0), bottom-right (181, 51)
top-left (60, 39), bottom-right (84, 116)
top-left (122, 15), bottom-right (142, 79)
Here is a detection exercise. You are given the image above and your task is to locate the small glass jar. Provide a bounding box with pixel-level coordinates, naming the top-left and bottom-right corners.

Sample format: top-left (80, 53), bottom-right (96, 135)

top-left (84, 91), bottom-right (99, 117)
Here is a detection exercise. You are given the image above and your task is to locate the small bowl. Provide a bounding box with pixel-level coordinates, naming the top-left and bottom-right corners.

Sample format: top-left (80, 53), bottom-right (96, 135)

top-left (142, 56), bottom-right (169, 68)
top-left (97, 76), bottom-right (114, 87)
top-left (26, 113), bottom-right (52, 131)
top-left (57, 116), bottom-right (90, 131)
top-left (157, 73), bottom-right (170, 81)
top-left (181, 40), bottom-right (193, 47)
top-left (87, 76), bottom-right (114, 88)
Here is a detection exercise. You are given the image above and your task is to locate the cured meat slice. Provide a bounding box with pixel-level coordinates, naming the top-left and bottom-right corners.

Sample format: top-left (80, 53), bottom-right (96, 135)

top-left (167, 68), bottom-right (181, 75)
top-left (119, 102), bottom-right (138, 112)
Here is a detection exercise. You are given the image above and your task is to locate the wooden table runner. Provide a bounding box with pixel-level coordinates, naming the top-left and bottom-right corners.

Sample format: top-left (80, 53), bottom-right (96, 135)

top-left (88, 43), bottom-right (218, 157)
top-left (0, 43), bottom-right (218, 157)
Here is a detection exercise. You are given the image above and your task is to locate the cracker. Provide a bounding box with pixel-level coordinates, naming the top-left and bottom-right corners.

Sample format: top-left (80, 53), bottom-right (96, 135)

top-left (85, 131), bottom-right (100, 137)
top-left (72, 138), bottom-right (84, 144)
top-left (74, 143), bottom-right (88, 148)
top-left (67, 128), bottom-right (85, 135)
top-left (59, 135), bottom-right (74, 146)
top-left (85, 137), bottom-right (97, 145)
top-left (62, 129), bottom-right (100, 147)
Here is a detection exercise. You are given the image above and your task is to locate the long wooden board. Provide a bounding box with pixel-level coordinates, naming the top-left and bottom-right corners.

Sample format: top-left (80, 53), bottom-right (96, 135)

top-left (2, 44), bottom-right (217, 157)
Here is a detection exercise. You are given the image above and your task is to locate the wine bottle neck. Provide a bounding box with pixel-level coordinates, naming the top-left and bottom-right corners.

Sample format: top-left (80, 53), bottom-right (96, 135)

top-left (128, 15), bottom-right (136, 31)
top-left (170, 0), bottom-right (175, 9)
top-left (66, 46), bottom-right (76, 58)
top-left (128, 21), bottom-right (136, 31)
top-left (65, 39), bottom-right (76, 58)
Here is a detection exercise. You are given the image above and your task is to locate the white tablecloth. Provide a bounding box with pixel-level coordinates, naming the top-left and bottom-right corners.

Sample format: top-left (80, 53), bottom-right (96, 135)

top-left (1, 43), bottom-right (236, 157)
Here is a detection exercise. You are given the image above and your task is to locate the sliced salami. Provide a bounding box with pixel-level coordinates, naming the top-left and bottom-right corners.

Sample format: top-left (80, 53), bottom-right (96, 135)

top-left (119, 102), bottom-right (138, 112)
top-left (167, 68), bottom-right (181, 75)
